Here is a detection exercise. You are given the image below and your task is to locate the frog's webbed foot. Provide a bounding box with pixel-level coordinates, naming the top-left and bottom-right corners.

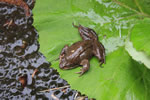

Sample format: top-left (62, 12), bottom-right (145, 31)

top-left (93, 40), bottom-right (106, 67)
top-left (100, 62), bottom-right (104, 68)
top-left (72, 23), bottom-right (79, 28)
top-left (75, 59), bottom-right (90, 77)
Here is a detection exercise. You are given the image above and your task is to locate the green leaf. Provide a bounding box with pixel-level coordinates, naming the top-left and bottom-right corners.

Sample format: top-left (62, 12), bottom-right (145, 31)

top-left (129, 18), bottom-right (150, 69)
top-left (130, 18), bottom-right (150, 56)
top-left (52, 48), bottom-right (150, 100)
top-left (136, 0), bottom-right (150, 14)
top-left (125, 38), bottom-right (150, 69)
top-left (33, 0), bottom-right (150, 99)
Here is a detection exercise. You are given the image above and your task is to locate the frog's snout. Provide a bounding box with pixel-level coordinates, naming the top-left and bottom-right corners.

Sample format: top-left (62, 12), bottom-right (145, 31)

top-left (59, 64), bottom-right (69, 70)
top-left (59, 60), bottom-right (67, 69)
top-left (59, 60), bottom-right (73, 70)
top-left (59, 62), bottom-right (65, 69)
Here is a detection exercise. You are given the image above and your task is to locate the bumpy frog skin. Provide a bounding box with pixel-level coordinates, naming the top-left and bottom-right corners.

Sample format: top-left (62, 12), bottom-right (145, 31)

top-left (59, 24), bottom-right (105, 76)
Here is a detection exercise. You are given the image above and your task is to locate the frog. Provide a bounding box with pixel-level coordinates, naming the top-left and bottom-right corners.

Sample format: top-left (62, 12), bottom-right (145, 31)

top-left (59, 24), bottom-right (105, 76)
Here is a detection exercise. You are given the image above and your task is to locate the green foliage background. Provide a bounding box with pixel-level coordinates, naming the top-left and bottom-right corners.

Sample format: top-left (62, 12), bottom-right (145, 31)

top-left (33, 0), bottom-right (150, 99)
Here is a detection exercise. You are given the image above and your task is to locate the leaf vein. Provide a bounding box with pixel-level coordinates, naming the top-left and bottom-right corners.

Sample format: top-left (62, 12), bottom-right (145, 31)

top-left (134, 0), bottom-right (143, 13)
top-left (112, 0), bottom-right (150, 18)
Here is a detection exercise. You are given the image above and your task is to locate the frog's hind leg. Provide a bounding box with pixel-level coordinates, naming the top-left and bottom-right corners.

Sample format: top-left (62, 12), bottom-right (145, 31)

top-left (75, 59), bottom-right (90, 77)
top-left (72, 23), bottom-right (98, 40)
top-left (93, 40), bottom-right (105, 67)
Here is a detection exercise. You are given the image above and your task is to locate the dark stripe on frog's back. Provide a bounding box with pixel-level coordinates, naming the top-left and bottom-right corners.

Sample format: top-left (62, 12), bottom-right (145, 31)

top-left (66, 40), bottom-right (93, 62)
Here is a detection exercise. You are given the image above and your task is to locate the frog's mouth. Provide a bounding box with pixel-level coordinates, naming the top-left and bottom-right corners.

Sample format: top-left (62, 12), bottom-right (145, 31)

top-left (62, 66), bottom-right (73, 70)
top-left (62, 66), bottom-right (78, 70)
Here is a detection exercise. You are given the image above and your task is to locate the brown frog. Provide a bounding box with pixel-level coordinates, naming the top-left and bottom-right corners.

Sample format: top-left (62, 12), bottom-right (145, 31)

top-left (59, 24), bottom-right (105, 76)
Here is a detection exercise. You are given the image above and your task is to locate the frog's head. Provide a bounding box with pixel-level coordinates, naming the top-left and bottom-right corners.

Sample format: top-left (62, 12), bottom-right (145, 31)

top-left (59, 50), bottom-right (75, 70)
top-left (72, 23), bottom-right (98, 40)
top-left (59, 57), bottom-right (74, 69)
top-left (59, 55), bottom-right (75, 70)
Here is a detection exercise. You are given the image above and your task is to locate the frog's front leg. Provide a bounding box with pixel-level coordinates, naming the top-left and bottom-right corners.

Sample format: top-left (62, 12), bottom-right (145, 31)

top-left (93, 40), bottom-right (105, 66)
top-left (72, 23), bottom-right (98, 40)
top-left (60, 45), bottom-right (69, 59)
top-left (75, 59), bottom-right (90, 77)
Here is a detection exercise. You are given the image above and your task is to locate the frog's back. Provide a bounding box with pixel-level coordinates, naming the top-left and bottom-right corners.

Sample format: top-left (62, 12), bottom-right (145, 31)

top-left (66, 40), bottom-right (93, 62)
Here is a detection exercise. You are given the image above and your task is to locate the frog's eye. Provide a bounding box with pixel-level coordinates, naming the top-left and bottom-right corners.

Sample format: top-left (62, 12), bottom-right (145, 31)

top-left (61, 54), bottom-right (65, 57)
